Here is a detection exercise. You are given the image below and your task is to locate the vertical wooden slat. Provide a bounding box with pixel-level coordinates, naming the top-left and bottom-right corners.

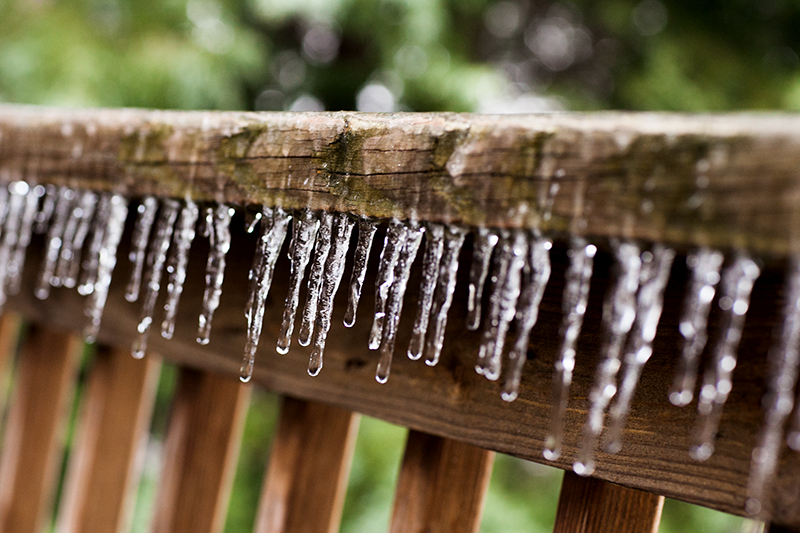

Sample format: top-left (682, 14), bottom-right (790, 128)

top-left (151, 367), bottom-right (250, 533)
top-left (0, 325), bottom-right (82, 533)
top-left (0, 313), bottom-right (21, 384)
top-left (389, 430), bottom-right (495, 533)
top-left (553, 471), bottom-right (664, 533)
top-left (255, 397), bottom-right (360, 533)
top-left (56, 346), bottom-right (161, 533)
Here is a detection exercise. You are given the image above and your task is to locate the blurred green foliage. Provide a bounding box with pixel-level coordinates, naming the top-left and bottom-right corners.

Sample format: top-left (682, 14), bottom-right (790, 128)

top-left (2, 1), bottom-right (796, 531)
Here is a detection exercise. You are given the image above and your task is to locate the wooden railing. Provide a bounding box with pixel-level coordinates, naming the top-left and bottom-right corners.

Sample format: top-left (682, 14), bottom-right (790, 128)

top-left (1, 105), bottom-right (800, 532)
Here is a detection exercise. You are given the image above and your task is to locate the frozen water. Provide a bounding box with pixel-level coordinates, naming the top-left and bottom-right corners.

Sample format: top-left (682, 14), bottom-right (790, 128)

top-left (467, 228), bottom-right (499, 331)
top-left (197, 204), bottom-right (234, 345)
top-left (78, 194), bottom-right (112, 296)
top-left (125, 196), bottom-right (158, 302)
top-left (344, 217), bottom-right (377, 328)
top-left (670, 248), bottom-right (724, 406)
top-left (33, 184), bottom-right (56, 235)
top-left (298, 211), bottom-right (333, 347)
top-left (277, 208), bottom-right (318, 354)
top-left (502, 233), bottom-right (551, 401)
top-left (370, 219), bottom-right (406, 350)
top-left (55, 190), bottom-right (96, 289)
top-left (7, 185), bottom-right (39, 296)
top-left (35, 187), bottom-right (74, 300)
top-left (308, 213), bottom-right (355, 377)
top-left (408, 223), bottom-right (444, 361)
top-left (0, 182), bottom-right (28, 310)
top-left (543, 238), bottom-right (596, 462)
top-left (690, 254), bottom-right (760, 461)
top-left (161, 199), bottom-right (199, 339)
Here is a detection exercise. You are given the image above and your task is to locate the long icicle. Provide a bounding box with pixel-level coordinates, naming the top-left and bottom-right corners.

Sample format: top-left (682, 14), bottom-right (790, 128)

top-left (125, 196), bottom-right (158, 302)
top-left (745, 256), bottom-right (800, 519)
top-left (35, 186), bottom-right (74, 300)
top-left (7, 183), bottom-right (40, 295)
top-left (55, 190), bottom-right (96, 289)
top-left (298, 211), bottom-right (333, 347)
top-left (424, 225), bottom-right (467, 367)
top-left (369, 219), bottom-right (407, 350)
top-left (78, 194), bottom-right (112, 296)
top-left (689, 254), bottom-right (761, 461)
top-left (466, 227), bottom-right (499, 331)
top-left (83, 195), bottom-right (128, 343)
top-left (161, 199), bottom-right (199, 340)
top-left (197, 204), bottom-right (234, 345)
top-left (240, 206), bottom-right (291, 382)
top-left (277, 208), bottom-right (318, 354)
top-left (573, 240), bottom-right (641, 475)
top-left (604, 244), bottom-right (675, 455)
top-left (0, 182), bottom-right (28, 311)
top-left (543, 238), bottom-right (596, 462)
top-left (408, 223), bottom-right (444, 361)
top-left (132, 199), bottom-right (180, 359)
top-left (376, 222), bottom-right (424, 383)
top-left (670, 248), bottom-right (724, 406)
top-left (502, 233), bottom-right (552, 401)
top-left (308, 213), bottom-right (355, 376)
top-left (344, 216), bottom-right (377, 328)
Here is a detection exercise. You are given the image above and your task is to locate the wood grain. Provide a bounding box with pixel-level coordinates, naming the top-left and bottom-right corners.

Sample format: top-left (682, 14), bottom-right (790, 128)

top-left (55, 346), bottom-right (161, 533)
top-left (0, 325), bottom-right (82, 533)
top-left (3, 106), bottom-right (800, 254)
top-left (151, 367), bottom-right (250, 533)
top-left (554, 472), bottom-right (664, 533)
top-left (389, 430), bottom-right (494, 533)
top-left (6, 211), bottom-right (800, 527)
top-left (0, 313), bottom-right (22, 407)
top-left (255, 397), bottom-right (359, 533)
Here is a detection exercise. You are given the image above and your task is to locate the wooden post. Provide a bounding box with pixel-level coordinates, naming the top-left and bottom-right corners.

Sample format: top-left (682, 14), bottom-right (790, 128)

top-left (56, 346), bottom-right (161, 533)
top-left (255, 397), bottom-right (359, 533)
top-left (389, 430), bottom-right (495, 533)
top-left (553, 472), bottom-right (664, 533)
top-left (151, 367), bottom-right (250, 533)
top-left (0, 325), bottom-right (82, 533)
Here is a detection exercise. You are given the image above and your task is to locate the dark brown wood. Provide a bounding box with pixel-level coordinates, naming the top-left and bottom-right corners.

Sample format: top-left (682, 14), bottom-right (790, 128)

top-left (389, 430), bottom-right (494, 533)
top-left (255, 397), bottom-right (359, 533)
top-left (152, 367), bottom-right (250, 533)
top-left (554, 472), bottom-right (664, 533)
top-left (56, 346), bottom-right (161, 533)
top-left (6, 214), bottom-right (799, 527)
top-left (3, 106), bottom-right (800, 254)
top-left (0, 325), bottom-right (82, 533)
top-left (0, 313), bottom-right (22, 404)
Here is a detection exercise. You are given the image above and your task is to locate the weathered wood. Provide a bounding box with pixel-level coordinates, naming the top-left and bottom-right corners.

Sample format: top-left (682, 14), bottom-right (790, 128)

top-left (56, 346), bottom-right (161, 533)
top-left (7, 211), bottom-right (799, 527)
top-left (152, 367), bottom-right (250, 533)
top-left (0, 313), bottom-right (22, 404)
top-left (389, 430), bottom-right (494, 533)
top-left (0, 325), bottom-right (82, 533)
top-left (3, 105), bottom-right (800, 254)
top-left (554, 472), bottom-right (664, 533)
top-left (255, 397), bottom-right (359, 533)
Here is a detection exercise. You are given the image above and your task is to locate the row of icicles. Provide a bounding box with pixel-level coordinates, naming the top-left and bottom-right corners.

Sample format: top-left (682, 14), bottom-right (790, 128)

top-left (0, 182), bottom-right (795, 520)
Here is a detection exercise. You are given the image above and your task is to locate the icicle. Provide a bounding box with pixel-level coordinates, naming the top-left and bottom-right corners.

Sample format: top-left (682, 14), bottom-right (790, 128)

top-left (0, 182), bottom-right (29, 310)
top-left (196, 204), bottom-right (234, 345)
top-left (239, 206), bottom-right (291, 382)
top-left (33, 184), bottom-right (56, 234)
top-left (376, 223), bottom-right (424, 383)
top-left (131, 199), bottom-right (180, 359)
top-left (475, 230), bottom-right (527, 381)
top-left (7, 184), bottom-right (41, 295)
top-left (424, 225), bottom-right (467, 367)
top-left (308, 213), bottom-right (355, 377)
top-left (670, 248), bottom-right (724, 406)
top-left (83, 195), bottom-right (128, 343)
top-left (245, 208), bottom-right (263, 233)
top-left (408, 223), bottom-right (444, 360)
top-left (343, 217), bottom-right (378, 328)
top-left (35, 187), bottom-right (74, 300)
top-left (55, 190), bottom-right (96, 288)
top-left (369, 219), bottom-right (407, 350)
top-left (277, 209), bottom-right (318, 354)
top-left (543, 238), bottom-right (596, 462)
top-left (689, 254), bottom-right (760, 461)
top-left (125, 196), bottom-right (158, 302)
top-left (467, 228), bottom-right (499, 331)
top-left (78, 194), bottom-right (113, 296)
top-left (298, 212), bottom-right (333, 347)
top-left (502, 233), bottom-right (552, 401)
top-left (745, 256), bottom-right (800, 518)
top-left (604, 244), bottom-right (675, 455)
top-left (161, 200), bottom-right (199, 340)
top-left (572, 241), bottom-right (642, 475)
